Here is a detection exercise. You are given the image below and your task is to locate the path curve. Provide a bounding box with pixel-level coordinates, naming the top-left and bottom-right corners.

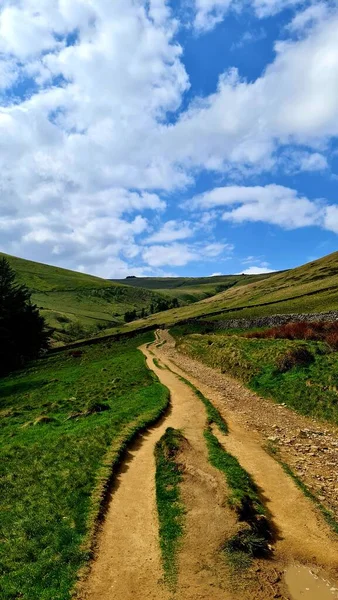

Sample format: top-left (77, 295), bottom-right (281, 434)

top-left (82, 344), bottom-right (234, 600)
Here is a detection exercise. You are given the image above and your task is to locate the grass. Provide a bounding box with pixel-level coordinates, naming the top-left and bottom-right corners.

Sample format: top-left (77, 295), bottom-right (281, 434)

top-left (154, 428), bottom-right (185, 586)
top-left (111, 273), bottom-right (274, 304)
top-left (100, 250), bottom-right (338, 338)
top-left (153, 357), bottom-right (165, 369)
top-left (0, 332), bottom-right (169, 600)
top-left (1, 252), bottom-right (172, 344)
top-left (175, 333), bottom-right (338, 425)
top-left (204, 429), bottom-right (272, 562)
top-left (204, 430), bottom-right (265, 519)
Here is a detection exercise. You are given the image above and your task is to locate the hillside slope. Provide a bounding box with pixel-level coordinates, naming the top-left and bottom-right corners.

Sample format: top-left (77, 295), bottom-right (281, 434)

top-left (111, 273), bottom-right (274, 304)
top-left (104, 251), bottom-right (338, 334)
top-left (0, 253), bottom-right (170, 342)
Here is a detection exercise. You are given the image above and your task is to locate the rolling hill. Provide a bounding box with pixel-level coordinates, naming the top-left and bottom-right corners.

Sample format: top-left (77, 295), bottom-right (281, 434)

top-left (110, 273), bottom-right (275, 304)
top-left (0, 253), bottom-right (173, 343)
top-left (103, 251), bottom-right (338, 335)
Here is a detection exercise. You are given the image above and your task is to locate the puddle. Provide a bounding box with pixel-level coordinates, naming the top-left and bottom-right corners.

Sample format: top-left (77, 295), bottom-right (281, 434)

top-left (285, 565), bottom-right (338, 600)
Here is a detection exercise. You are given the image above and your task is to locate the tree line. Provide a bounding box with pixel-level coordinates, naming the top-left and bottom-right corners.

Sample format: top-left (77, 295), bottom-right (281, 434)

top-left (124, 297), bottom-right (179, 323)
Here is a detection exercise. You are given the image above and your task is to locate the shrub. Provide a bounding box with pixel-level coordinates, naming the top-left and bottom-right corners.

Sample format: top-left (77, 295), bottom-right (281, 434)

top-left (275, 346), bottom-right (314, 373)
top-left (247, 320), bottom-right (338, 350)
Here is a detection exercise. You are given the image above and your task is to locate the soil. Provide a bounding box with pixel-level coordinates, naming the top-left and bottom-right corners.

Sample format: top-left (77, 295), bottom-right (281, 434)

top-left (79, 331), bottom-right (338, 600)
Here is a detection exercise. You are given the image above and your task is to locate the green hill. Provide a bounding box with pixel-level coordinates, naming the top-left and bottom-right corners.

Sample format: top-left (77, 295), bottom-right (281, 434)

top-left (0, 253), bottom-right (172, 343)
top-left (110, 272), bottom-right (274, 304)
top-left (103, 251), bottom-right (338, 335)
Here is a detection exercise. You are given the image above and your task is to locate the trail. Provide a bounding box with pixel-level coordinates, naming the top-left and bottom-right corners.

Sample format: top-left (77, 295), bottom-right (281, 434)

top-left (82, 344), bottom-right (235, 600)
top-left (81, 332), bottom-right (338, 600)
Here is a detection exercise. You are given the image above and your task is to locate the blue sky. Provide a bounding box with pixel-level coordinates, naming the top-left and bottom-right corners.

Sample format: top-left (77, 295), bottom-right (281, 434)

top-left (0, 0), bottom-right (337, 278)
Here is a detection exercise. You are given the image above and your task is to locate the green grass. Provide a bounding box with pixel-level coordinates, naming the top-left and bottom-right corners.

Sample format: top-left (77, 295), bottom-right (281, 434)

top-left (176, 333), bottom-right (338, 425)
top-left (111, 273), bottom-right (274, 304)
top-left (204, 429), bottom-right (272, 562)
top-left (153, 357), bottom-right (165, 369)
top-left (154, 428), bottom-right (185, 586)
top-left (1, 252), bottom-right (172, 344)
top-left (101, 251), bottom-right (338, 337)
top-left (0, 332), bottom-right (169, 600)
top-left (204, 430), bottom-right (265, 518)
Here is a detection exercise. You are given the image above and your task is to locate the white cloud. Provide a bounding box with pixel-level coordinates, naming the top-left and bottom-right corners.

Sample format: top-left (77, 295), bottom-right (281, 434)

top-left (189, 184), bottom-right (336, 230)
top-left (146, 220), bottom-right (194, 243)
top-left (164, 12), bottom-right (338, 172)
top-left (288, 2), bottom-right (330, 33)
top-left (193, 0), bottom-right (312, 32)
top-left (240, 266), bottom-right (276, 274)
top-left (0, 0), bottom-right (190, 275)
top-left (280, 150), bottom-right (328, 173)
top-left (142, 240), bottom-right (228, 267)
top-left (0, 0), bottom-right (337, 277)
top-left (142, 243), bottom-right (199, 266)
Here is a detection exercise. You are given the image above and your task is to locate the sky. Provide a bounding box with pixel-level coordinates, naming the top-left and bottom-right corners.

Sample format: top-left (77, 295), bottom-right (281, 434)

top-left (0, 0), bottom-right (338, 279)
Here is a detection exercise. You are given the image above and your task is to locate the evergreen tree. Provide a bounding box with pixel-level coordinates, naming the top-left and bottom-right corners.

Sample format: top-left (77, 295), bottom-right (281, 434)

top-left (0, 257), bottom-right (51, 374)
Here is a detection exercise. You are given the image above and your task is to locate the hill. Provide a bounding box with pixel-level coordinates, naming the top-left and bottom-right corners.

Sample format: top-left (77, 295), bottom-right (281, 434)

top-left (103, 251), bottom-right (338, 334)
top-left (110, 273), bottom-right (274, 304)
top-left (0, 253), bottom-right (172, 343)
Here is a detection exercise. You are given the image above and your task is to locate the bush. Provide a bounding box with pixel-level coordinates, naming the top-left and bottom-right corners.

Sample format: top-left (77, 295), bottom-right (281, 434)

top-left (247, 320), bottom-right (338, 350)
top-left (275, 346), bottom-right (314, 373)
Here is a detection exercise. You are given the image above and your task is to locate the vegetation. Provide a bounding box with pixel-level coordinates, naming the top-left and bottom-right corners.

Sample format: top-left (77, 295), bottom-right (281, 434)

top-left (0, 332), bottom-right (169, 600)
top-left (204, 430), bottom-right (272, 562)
top-left (0, 258), bottom-right (50, 374)
top-left (0, 252), bottom-right (173, 344)
top-left (246, 320), bottom-right (338, 349)
top-left (175, 333), bottom-right (338, 424)
top-left (112, 273), bottom-right (274, 304)
top-left (102, 251), bottom-right (338, 337)
top-left (154, 428), bottom-right (185, 586)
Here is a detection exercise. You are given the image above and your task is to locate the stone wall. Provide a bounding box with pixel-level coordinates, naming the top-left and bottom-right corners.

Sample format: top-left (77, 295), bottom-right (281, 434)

top-left (199, 311), bottom-right (338, 331)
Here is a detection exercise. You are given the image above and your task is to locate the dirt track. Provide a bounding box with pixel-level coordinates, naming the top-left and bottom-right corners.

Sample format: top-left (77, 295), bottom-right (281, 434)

top-left (80, 332), bottom-right (338, 600)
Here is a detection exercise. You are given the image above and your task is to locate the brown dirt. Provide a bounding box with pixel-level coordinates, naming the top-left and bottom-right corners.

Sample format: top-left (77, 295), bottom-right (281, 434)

top-left (156, 331), bottom-right (338, 592)
top-left (80, 332), bottom-right (338, 600)
top-left (81, 345), bottom-right (236, 600)
top-left (159, 329), bottom-right (338, 520)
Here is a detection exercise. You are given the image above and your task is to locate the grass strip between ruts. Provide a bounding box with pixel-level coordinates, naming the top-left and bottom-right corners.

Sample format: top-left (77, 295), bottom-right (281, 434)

top-left (154, 427), bottom-right (185, 587)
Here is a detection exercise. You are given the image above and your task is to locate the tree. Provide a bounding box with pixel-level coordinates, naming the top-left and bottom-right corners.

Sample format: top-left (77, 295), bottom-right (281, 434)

top-left (0, 257), bottom-right (51, 374)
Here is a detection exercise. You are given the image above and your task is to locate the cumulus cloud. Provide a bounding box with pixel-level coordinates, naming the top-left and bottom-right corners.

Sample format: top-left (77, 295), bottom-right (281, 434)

top-left (189, 184), bottom-right (338, 231)
top-left (0, 0), bottom-right (337, 276)
top-left (165, 13), bottom-right (338, 172)
top-left (142, 240), bottom-right (229, 267)
top-left (193, 0), bottom-right (313, 32)
top-left (146, 220), bottom-right (195, 243)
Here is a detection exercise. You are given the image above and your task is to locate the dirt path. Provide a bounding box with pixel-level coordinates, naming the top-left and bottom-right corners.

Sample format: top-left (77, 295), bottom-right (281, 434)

top-left (82, 345), bottom-right (236, 600)
top-left (81, 333), bottom-right (338, 600)
top-left (155, 331), bottom-right (338, 590)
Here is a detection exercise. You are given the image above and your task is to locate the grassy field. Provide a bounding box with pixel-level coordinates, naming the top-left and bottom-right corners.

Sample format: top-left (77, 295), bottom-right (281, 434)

top-left (100, 251), bottom-right (338, 337)
top-left (174, 332), bottom-right (338, 425)
top-left (111, 273), bottom-right (274, 304)
top-left (0, 333), bottom-right (169, 600)
top-left (1, 253), bottom-right (174, 344)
